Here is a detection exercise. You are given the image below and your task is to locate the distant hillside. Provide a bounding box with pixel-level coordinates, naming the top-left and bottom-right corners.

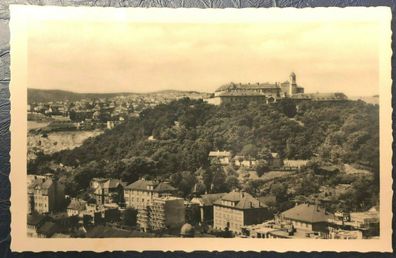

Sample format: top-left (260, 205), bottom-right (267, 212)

top-left (348, 95), bottom-right (379, 105)
top-left (28, 88), bottom-right (210, 103)
top-left (28, 89), bottom-right (133, 103)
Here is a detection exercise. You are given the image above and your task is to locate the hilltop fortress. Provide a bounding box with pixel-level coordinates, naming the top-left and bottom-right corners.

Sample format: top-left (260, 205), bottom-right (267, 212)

top-left (208, 73), bottom-right (347, 105)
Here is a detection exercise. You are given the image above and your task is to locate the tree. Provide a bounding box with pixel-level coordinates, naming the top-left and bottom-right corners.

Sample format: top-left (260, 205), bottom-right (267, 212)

top-left (170, 171), bottom-right (196, 197)
top-left (270, 182), bottom-right (288, 202)
top-left (225, 176), bottom-right (240, 191)
top-left (255, 160), bottom-right (269, 177)
top-left (208, 161), bottom-right (227, 193)
top-left (240, 144), bottom-right (259, 158)
top-left (122, 208), bottom-right (138, 227)
top-left (185, 204), bottom-right (201, 225)
top-left (277, 99), bottom-right (297, 118)
top-left (120, 157), bottom-right (157, 184)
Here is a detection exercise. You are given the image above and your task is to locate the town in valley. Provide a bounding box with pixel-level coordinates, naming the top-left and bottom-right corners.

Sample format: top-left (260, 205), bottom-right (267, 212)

top-left (27, 73), bottom-right (380, 239)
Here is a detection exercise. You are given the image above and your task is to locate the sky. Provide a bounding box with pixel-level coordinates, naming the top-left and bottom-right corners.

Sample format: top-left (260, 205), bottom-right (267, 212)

top-left (26, 11), bottom-right (381, 96)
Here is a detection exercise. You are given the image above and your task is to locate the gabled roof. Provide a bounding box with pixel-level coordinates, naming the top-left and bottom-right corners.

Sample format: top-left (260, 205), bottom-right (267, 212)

top-left (271, 153), bottom-right (280, 158)
top-left (124, 179), bottom-right (154, 191)
top-left (28, 178), bottom-right (53, 191)
top-left (155, 182), bottom-right (177, 192)
top-left (103, 178), bottom-right (122, 189)
top-left (67, 198), bottom-right (87, 211)
top-left (194, 193), bottom-right (226, 206)
top-left (281, 203), bottom-right (334, 224)
top-left (91, 178), bottom-right (123, 190)
top-left (214, 191), bottom-right (267, 209)
top-left (124, 179), bottom-right (176, 192)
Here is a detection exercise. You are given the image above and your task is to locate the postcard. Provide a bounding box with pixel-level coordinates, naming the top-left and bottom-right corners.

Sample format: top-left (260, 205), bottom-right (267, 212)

top-left (9, 5), bottom-right (392, 252)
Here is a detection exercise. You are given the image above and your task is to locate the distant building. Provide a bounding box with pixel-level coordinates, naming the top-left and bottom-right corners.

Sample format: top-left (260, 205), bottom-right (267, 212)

top-left (124, 179), bottom-right (176, 210)
top-left (233, 155), bottom-right (257, 168)
top-left (280, 203), bottom-right (334, 233)
top-left (241, 221), bottom-right (294, 239)
top-left (329, 229), bottom-right (363, 239)
top-left (191, 193), bottom-right (226, 225)
top-left (209, 151), bottom-right (232, 166)
top-left (283, 159), bottom-right (309, 170)
top-left (90, 178), bottom-right (125, 205)
top-left (213, 191), bottom-right (272, 234)
top-left (138, 196), bottom-right (185, 232)
top-left (27, 174), bottom-right (65, 214)
top-left (349, 207), bottom-right (379, 237)
top-left (67, 198), bottom-right (87, 217)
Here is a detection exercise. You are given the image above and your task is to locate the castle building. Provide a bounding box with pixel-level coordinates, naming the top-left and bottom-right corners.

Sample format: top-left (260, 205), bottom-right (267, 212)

top-left (124, 179), bottom-right (177, 210)
top-left (214, 72), bottom-right (304, 104)
top-left (213, 191), bottom-right (272, 234)
top-left (27, 174), bottom-right (65, 214)
top-left (210, 73), bottom-right (347, 105)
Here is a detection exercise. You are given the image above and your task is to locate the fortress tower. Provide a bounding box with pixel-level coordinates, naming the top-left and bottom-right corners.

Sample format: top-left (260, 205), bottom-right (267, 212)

top-left (289, 72), bottom-right (297, 86)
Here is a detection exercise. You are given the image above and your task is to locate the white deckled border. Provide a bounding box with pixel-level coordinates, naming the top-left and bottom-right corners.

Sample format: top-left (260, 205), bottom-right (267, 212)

top-left (9, 5), bottom-right (393, 252)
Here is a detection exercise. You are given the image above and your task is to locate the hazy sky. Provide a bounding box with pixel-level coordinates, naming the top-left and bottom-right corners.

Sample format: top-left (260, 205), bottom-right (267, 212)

top-left (27, 15), bottom-right (380, 96)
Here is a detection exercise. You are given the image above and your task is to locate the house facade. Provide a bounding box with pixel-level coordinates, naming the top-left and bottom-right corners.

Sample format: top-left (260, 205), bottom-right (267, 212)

top-left (90, 178), bottom-right (125, 205)
top-left (124, 179), bottom-right (176, 210)
top-left (280, 203), bottom-right (334, 233)
top-left (138, 196), bottom-right (185, 232)
top-left (190, 192), bottom-right (226, 225)
top-left (27, 174), bottom-right (65, 214)
top-left (213, 191), bottom-right (272, 234)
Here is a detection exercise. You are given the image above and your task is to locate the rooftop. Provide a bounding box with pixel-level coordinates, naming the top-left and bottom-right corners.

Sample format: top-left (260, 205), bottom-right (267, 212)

top-left (67, 198), bottom-right (87, 211)
top-left (209, 151), bottom-right (232, 157)
top-left (214, 191), bottom-right (267, 209)
top-left (125, 179), bottom-right (176, 192)
top-left (215, 82), bottom-right (279, 92)
top-left (192, 193), bottom-right (227, 206)
top-left (281, 203), bottom-right (334, 224)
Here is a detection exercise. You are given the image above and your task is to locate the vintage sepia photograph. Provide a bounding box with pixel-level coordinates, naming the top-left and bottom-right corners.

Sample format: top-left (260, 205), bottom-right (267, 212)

top-left (10, 5), bottom-right (392, 252)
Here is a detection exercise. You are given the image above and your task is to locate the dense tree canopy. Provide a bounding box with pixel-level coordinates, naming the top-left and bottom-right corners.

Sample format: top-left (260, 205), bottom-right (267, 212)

top-left (29, 98), bottom-right (379, 205)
